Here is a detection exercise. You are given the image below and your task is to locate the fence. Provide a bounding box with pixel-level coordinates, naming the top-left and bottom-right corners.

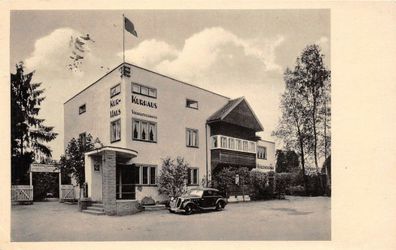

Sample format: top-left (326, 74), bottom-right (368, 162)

top-left (60, 185), bottom-right (75, 201)
top-left (11, 185), bottom-right (33, 202)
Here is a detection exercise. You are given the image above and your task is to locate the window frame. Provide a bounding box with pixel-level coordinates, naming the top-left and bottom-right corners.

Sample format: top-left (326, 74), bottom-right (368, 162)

top-left (131, 82), bottom-right (157, 99)
top-left (132, 118), bottom-right (157, 143)
top-left (136, 164), bottom-right (157, 186)
top-left (257, 146), bottom-right (267, 160)
top-left (186, 99), bottom-right (199, 110)
top-left (186, 128), bottom-right (199, 148)
top-left (110, 83), bottom-right (121, 98)
top-left (79, 104), bottom-right (86, 114)
top-left (110, 119), bottom-right (121, 143)
top-left (188, 168), bottom-right (199, 186)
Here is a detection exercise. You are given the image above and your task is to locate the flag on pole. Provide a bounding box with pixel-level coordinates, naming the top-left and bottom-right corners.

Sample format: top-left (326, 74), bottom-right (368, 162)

top-left (124, 16), bottom-right (138, 37)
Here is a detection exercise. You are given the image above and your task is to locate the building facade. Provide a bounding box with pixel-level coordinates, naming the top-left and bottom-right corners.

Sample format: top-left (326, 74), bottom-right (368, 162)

top-left (64, 63), bottom-right (275, 215)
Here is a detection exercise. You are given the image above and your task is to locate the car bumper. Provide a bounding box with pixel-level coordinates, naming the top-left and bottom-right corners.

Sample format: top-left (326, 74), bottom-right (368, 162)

top-left (169, 206), bottom-right (185, 213)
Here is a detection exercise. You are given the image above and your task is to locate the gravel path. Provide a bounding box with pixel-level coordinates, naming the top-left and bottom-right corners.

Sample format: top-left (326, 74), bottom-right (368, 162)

top-left (11, 196), bottom-right (330, 241)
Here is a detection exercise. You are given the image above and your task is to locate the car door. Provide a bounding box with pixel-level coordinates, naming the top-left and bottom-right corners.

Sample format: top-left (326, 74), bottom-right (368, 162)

top-left (202, 190), bottom-right (215, 207)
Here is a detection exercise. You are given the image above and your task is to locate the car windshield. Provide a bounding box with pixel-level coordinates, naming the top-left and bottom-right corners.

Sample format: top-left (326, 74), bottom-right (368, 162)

top-left (187, 189), bottom-right (203, 197)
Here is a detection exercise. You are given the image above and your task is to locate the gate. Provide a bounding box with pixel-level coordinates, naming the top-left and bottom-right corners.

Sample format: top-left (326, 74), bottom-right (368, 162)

top-left (60, 185), bottom-right (75, 201)
top-left (11, 185), bottom-right (33, 202)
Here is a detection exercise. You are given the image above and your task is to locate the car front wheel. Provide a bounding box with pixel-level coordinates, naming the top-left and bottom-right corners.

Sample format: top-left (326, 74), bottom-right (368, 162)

top-left (216, 201), bottom-right (225, 211)
top-left (184, 204), bottom-right (193, 215)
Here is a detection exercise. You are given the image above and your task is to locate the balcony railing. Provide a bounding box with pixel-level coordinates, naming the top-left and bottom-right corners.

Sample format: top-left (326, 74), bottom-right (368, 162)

top-left (210, 135), bottom-right (256, 153)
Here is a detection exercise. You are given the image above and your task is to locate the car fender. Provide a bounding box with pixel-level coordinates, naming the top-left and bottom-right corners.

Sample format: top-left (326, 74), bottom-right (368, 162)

top-left (182, 200), bottom-right (199, 209)
top-left (215, 198), bottom-right (227, 205)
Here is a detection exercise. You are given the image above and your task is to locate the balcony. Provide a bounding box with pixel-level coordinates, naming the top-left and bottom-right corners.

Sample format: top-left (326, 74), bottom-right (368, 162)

top-left (210, 135), bottom-right (256, 154)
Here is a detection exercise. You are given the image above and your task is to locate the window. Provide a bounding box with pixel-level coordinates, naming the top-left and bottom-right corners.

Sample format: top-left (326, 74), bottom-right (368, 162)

top-left (110, 119), bottom-right (121, 142)
top-left (79, 104), bottom-right (86, 114)
top-left (132, 83), bottom-right (157, 98)
top-left (257, 146), bottom-right (267, 159)
top-left (211, 136), bottom-right (218, 148)
top-left (236, 139), bottom-right (242, 150)
top-left (229, 138), bottom-right (235, 150)
top-left (243, 141), bottom-right (248, 151)
top-left (221, 136), bottom-right (227, 148)
top-left (150, 167), bottom-right (156, 185)
top-left (186, 99), bottom-right (198, 109)
top-left (132, 119), bottom-right (157, 142)
top-left (249, 142), bottom-right (256, 152)
top-left (186, 128), bottom-right (199, 147)
top-left (188, 168), bottom-right (199, 185)
top-left (110, 84), bottom-right (121, 98)
top-left (142, 166), bottom-right (149, 184)
top-left (140, 165), bottom-right (156, 185)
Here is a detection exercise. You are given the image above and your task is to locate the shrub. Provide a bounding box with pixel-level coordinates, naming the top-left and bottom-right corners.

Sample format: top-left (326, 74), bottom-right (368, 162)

top-left (212, 167), bottom-right (237, 197)
top-left (249, 170), bottom-right (274, 200)
top-left (158, 157), bottom-right (189, 198)
top-left (274, 172), bottom-right (293, 198)
top-left (306, 174), bottom-right (325, 196)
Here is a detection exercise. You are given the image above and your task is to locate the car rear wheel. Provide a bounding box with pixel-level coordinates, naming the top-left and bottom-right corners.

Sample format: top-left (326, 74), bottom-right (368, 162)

top-left (216, 201), bottom-right (225, 211)
top-left (184, 204), bottom-right (193, 215)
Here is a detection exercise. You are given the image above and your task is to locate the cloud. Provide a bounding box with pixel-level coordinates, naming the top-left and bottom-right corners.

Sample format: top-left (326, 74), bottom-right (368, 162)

top-left (125, 27), bottom-right (285, 85)
top-left (124, 27), bottom-right (286, 142)
top-left (122, 39), bottom-right (179, 69)
top-left (23, 28), bottom-right (105, 159)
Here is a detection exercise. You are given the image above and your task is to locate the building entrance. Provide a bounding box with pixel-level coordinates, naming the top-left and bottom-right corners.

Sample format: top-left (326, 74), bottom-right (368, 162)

top-left (116, 164), bottom-right (139, 200)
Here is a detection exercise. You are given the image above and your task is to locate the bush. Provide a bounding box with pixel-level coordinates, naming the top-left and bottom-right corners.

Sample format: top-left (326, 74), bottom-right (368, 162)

top-left (306, 174), bottom-right (325, 196)
top-left (249, 170), bottom-right (274, 200)
top-left (158, 157), bottom-right (189, 198)
top-left (274, 173), bottom-right (292, 197)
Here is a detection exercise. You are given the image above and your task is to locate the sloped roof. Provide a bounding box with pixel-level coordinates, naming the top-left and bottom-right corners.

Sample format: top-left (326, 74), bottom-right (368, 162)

top-left (207, 97), bottom-right (264, 132)
top-left (207, 97), bottom-right (244, 122)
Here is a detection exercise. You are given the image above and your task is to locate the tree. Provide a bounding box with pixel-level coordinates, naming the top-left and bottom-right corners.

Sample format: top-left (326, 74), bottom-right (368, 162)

top-left (11, 62), bottom-right (57, 184)
top-left (158, 157), bottom-right (189, 198)
top-left (294, 45), bottom-right (331, 173)
top-left (59, 134), bottom-right (101, 187)
top-left (272, 67), bottom-right (310, 194)
top-left (275, 149), bottom-right (300, 173)
top-left (272, 44), bottom-right (330, 194)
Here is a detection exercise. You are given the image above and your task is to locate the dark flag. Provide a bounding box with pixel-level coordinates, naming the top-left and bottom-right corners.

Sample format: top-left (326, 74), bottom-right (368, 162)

top-left (124, 16), bottom-right (138, 37)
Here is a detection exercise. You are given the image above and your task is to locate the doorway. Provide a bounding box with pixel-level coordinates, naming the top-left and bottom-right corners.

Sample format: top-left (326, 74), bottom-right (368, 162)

top-left (116, 164), bottom-right (139, 200)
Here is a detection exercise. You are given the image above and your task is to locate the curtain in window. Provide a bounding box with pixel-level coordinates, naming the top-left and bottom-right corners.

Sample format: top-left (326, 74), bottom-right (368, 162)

top-left (149, 123), bottom-right (156, 141)
top-left (133, 120), bottom-right (140, 139)
top-left (141, 122), bottom-right (147, 140)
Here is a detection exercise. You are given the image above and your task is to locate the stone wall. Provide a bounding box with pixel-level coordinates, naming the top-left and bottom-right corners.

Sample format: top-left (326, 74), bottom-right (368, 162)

top-left (102, 150), bottom-right (116, 215)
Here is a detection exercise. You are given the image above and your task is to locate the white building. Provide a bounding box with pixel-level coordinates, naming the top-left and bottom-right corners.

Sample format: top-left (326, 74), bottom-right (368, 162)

top-left (64, 62), bottom-right (275, 215)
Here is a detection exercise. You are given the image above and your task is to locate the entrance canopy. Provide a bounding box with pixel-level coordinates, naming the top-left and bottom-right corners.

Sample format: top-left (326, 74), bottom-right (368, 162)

top-left (85, 146), bottom-right (138, 159)
top-left (30, 163), bottom-right (60, 173)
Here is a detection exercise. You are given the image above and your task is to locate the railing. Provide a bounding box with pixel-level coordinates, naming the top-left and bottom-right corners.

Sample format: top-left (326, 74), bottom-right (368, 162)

top-left (11, 185), bottom-right (33, 201)
top-left (211, 135), bottom-right (256, 153)
top-left (116, 184), bottom-right (136, 200)
top-left (60, 185), bottom-right (75, 201)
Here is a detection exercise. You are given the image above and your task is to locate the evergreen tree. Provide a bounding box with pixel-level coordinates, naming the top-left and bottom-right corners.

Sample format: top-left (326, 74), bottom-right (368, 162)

top-left (11, 62), bottom-right (57, 184)
top-left (59, 134), bottom-right (101, 186)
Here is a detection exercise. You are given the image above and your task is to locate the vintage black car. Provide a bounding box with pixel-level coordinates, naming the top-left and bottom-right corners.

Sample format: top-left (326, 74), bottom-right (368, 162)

top-left (169, 188), bottom-right (227, 215)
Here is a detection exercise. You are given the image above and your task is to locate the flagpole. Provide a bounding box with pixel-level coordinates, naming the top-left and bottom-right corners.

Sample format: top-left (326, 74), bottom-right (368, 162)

top-left (122, 14), bottom-right (125, 63)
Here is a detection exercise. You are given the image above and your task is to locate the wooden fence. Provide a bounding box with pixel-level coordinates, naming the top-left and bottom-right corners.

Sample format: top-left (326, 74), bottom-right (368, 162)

top-left (60, 185), bottom-right (75, 201)
top-left (11, 185), bottom-right (33, 202)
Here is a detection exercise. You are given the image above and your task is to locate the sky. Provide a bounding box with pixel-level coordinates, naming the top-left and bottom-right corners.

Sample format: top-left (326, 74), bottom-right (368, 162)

top-left (10, 9), bottom-right (330, 160)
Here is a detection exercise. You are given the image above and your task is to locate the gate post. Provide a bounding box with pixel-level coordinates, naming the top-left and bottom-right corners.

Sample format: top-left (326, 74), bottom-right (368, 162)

top-left (59, 172), bottom-right (62, 202)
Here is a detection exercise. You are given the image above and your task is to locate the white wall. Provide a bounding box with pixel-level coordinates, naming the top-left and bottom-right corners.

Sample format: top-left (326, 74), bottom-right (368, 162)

top-left (256, 139), bottom-right (276, 172)
top-left (124, 64), bottom-right (229, 189)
